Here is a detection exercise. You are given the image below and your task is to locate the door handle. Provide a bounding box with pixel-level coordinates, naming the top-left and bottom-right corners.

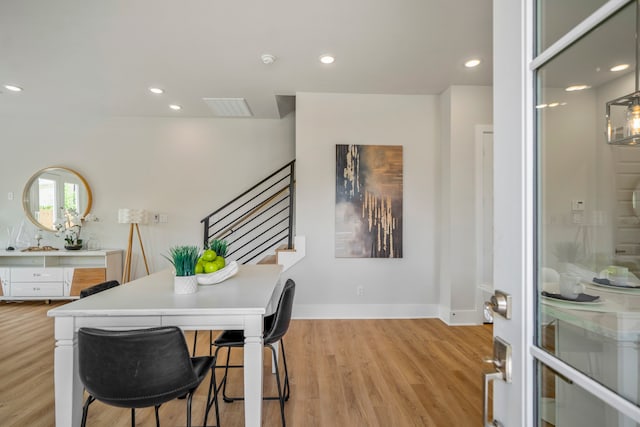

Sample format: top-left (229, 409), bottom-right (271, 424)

top-left (482, 336), bottom-right (511, 427)
top-left (483, 371), bottom-right (504, 427)
top-left (484, 290), bottom-right (512, 319)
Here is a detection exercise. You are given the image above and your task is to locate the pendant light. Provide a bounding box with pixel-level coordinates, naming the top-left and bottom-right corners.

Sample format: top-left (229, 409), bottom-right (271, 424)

top-left (606, 0), bottom-right (640, 145)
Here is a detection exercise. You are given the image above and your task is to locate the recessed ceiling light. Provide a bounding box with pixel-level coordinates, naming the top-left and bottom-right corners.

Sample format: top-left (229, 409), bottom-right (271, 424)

top-left (565, 84), bottom-right (591, 92)
top-left (149, 87), bottom-right (164, 94)
top-left (610, 64), bottom-right (630, 72)
top-left (319, 55), bottom-right (335, 64)
top-left (261, 54), bottom-right (276, 65)
top-left (169, 104), bottom-right (181, 111)
top-left (464, 59), bottom-right (481, 68)
top-left (4, 84), bottom-right (22, 92)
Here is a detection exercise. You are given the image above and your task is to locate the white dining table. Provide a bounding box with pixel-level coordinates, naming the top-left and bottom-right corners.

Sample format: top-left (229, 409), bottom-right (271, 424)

top-left (48, 263), bottom-right (283, 426)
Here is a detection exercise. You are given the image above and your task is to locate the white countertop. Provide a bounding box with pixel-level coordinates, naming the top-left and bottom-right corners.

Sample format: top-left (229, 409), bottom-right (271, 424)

top-left (0, 249), bottom-right (121, 256)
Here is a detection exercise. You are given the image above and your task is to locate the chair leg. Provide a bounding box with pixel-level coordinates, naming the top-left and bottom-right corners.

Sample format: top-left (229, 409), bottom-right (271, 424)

top-left (192, 330), bottom-right (198, 356)
top-left (186, 392), bottom-right (194, 427)
top-left (81, 395), bottom-right (95, 427)
top-left (203, 364), bottom-right (221, 427)
top-left (130, 408), bottom-right (135, 426)
top-left (222, 347), bottom-right (234, 403)
top-left (280, 339), bottom-right (291, 401)
top-left (215, 341), bottom-right (291, 403)
top-left (154, 405), bottom-right (161, 427)
top-left (268, 344), bottom-right (286, 427)
top-left (193, 330), bottom-right (215, 356)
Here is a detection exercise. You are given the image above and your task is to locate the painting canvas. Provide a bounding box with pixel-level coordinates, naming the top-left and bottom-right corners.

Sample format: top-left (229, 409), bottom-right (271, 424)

top-left (335, 144), bottom-right (403, 258)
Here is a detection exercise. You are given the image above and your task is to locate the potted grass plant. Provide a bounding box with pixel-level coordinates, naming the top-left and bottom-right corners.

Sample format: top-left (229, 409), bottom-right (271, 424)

top-left (165, 245), bottom-right (201, 294)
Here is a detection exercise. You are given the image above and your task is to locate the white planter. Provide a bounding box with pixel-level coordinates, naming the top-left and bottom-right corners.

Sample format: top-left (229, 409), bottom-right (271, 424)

top-left (174, 275), bottom-right (198, 294)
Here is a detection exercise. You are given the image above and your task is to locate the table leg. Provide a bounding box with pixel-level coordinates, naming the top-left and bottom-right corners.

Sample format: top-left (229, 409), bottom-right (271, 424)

top-left (53, 318), bottom-right (83, 426)
top-left (244, 316), bottom-right (264, 427)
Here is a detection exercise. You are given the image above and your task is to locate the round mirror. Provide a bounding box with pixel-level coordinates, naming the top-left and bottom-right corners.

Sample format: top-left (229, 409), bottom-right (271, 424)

top-left (22, 167), bottom-right (93, 232)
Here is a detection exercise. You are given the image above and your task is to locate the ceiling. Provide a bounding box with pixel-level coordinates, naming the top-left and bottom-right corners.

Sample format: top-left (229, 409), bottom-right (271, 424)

top-left (0, 0), bottom-right (493, 119)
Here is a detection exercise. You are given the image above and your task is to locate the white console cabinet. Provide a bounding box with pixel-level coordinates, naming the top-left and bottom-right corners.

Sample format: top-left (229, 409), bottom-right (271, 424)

top-left (0, 249), bottom-right (122, 301)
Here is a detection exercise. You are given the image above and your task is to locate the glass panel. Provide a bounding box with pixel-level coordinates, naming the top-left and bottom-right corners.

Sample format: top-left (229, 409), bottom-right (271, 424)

top-left (536, 0), bottom-right (612, 53)
top-left (537, 361), bottom-right (640, 426)
top-left (537, 0), bottom-right (640, 417)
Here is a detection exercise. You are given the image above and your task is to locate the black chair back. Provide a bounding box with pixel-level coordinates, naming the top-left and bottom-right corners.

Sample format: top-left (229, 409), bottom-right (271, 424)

top-left (79, 280), bottom-right (120, 298)
top-left (78, 326), bottom-right (199, 408)
top-left (264, 279), bottom-right (295, 345)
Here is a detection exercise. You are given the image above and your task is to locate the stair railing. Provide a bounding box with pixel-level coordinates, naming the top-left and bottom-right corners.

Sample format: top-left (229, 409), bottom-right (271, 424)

top-left (201, 160), bottom-right (295, 264)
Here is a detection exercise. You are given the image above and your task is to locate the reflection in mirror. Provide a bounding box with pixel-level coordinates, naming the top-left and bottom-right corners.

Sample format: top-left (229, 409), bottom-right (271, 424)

top-left (22, 167), bottom-right (92, 232)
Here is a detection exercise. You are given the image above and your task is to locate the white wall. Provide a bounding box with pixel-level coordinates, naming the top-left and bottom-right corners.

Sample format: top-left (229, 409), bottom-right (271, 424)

top-left (539, 88), bottom-right (600, 271)
top-left (440, 85), bottom-right (493, 324)
top-left (1, 89), bottom-right (495, 321)
top-left (0, 115), bottom-right (295, 279)
top-left (290, 92), bottom-right (441, 318)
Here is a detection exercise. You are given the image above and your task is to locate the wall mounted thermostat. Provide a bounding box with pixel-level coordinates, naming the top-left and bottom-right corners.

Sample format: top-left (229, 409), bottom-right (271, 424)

top-left (571, 199), bottom-right (585, 211)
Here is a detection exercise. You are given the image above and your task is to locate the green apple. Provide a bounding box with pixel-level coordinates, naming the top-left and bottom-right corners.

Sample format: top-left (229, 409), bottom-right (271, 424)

top-left (204, 261), bottom-right (219, 273)
top-left (202, 249), bottom-right (217, 262)
top-left (214, 256), bottom-right (225, 270)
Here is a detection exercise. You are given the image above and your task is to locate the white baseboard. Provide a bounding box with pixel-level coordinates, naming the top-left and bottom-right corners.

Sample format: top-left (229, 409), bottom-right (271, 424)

top-left (439, 308), bottom-right (483, 326)
top-left (293, 303), bottom-right (440, 319)
top-left (292, 304), bottom-right (484, 325)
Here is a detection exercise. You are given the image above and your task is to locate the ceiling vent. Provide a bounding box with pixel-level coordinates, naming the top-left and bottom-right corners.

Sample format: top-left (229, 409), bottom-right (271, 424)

top-left (202, 97), bottom-right (253, 117)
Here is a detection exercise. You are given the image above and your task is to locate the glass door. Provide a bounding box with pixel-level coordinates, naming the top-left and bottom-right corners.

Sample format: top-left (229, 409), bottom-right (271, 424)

top-left (493, 0), bottom-right (640, 426)
top-left (534, 0), bottom-right (640, 425)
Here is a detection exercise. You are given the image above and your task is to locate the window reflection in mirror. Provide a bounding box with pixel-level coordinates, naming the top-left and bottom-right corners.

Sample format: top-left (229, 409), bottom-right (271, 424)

top-left (23, 167), bottom-right (92, 231)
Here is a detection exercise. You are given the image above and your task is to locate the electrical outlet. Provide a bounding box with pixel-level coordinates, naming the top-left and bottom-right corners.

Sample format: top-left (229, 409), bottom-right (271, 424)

top-left (357, 286), bottom-right (364, 296)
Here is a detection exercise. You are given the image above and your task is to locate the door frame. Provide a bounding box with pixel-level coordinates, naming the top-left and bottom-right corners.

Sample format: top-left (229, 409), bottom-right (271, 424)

top-left (475, 125), bottom-right (494, 323)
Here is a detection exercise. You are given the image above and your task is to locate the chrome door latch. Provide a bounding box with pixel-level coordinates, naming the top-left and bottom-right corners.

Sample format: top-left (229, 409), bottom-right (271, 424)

top-left (484, 289), bottom-right (512, 320)
top-left (482, 336), bottom-right (512, 427)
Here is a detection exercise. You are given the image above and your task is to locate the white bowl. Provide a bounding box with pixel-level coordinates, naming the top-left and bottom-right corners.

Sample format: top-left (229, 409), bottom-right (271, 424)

top-left (196, 261), bottom-right (239, 285)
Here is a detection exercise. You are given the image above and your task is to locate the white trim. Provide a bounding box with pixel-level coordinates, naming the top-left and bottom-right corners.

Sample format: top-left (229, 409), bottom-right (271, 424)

top-left (278, 235), bottom-right (306, 271)
top-left (532, 346), bottom-right (640, 422)
top-left (531, 0), bottom-right (630, 70)
top-left (441, 309), bottom-right (483, 326)
top-left (524, 0), bottom-right (536, 423)
top-left (292, 304), bottom-right (439, 319)
top-left (474, 125), bottom-right (494, 323)
top-left (292, 304), bottom-right (484, 325)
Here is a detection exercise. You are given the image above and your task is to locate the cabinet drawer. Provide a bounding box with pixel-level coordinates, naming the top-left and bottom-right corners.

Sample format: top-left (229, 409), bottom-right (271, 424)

top-left (11, 282), bottom-right (64, 297)
top-left (11, 268), bottom-right (64, 282)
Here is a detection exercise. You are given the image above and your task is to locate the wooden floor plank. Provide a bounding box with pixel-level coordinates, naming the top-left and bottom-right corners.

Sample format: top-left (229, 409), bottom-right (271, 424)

top-left (0, 302), bottom-right (492, 426)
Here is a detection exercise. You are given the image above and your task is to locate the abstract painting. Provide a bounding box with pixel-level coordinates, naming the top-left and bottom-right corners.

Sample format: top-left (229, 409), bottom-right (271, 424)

top-left (335, 144), bottom-right (403, 258)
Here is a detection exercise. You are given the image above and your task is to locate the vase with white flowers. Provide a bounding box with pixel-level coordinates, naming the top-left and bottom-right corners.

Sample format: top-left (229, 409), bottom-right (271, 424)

top-left (54, 208), bottom-right (99, 250)
top-left (165, 245), bottom-right (201, 294)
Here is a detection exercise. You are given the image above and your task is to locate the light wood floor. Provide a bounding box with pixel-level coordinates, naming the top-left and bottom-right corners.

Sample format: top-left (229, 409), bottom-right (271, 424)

top-left (0, 301), bottom-right (492, 427)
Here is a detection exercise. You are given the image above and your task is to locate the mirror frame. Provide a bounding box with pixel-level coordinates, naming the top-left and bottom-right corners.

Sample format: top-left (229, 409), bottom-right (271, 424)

top-left (22, 167), bottom-right (93, 232)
